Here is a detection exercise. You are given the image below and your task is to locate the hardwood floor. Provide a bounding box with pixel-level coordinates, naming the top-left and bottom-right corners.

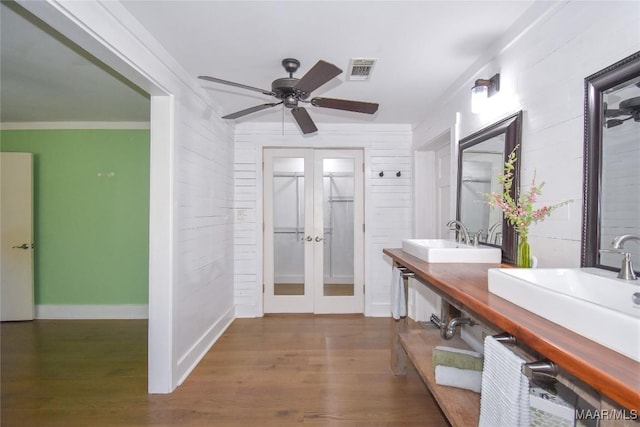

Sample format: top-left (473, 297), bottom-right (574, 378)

top-left (1, 315), bottom-right (448, 426)
top-left (274, 284), bottom-right (355, 296)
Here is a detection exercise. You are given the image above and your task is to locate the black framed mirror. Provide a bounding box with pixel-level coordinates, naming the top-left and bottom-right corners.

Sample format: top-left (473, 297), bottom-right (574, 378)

top-left (582, 51), bottom-right (640, 271)
top-left (457, 111), bottom-right (522, 264)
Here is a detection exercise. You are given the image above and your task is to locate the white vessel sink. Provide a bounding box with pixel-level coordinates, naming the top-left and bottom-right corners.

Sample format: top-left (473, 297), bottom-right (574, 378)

top-left (488, 268), bottom-right (640, 362)
top-left (401, 239), bottom-right (502, 263)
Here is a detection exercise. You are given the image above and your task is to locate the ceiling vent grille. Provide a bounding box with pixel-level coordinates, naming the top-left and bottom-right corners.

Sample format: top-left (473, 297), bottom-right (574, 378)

top-left (347, 58), bottom-right (377, 81)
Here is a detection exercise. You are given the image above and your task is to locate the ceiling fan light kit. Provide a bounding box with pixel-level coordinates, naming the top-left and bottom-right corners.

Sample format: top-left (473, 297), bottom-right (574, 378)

top-left (198, 58), bottom-right (379, 134)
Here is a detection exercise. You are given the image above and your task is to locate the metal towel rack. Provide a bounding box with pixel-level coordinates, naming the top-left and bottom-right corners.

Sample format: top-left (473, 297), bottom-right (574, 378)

top-left (491, 333), bottom-right (559, 382)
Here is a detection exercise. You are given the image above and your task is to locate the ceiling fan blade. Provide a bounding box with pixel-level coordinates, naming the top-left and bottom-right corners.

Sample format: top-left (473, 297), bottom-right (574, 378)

top-left (605, 108), bottom-right (631, 118)
top-left (222, 102), bottom-right (282, 120)
top-left (291, 107), bottom-right (318, 134)
top-left (198, 75), bottom-right (275, 96)
top-left (294, 60), bottom-right (342, 95)
top-left (311, 97), bottom-right (379, 114)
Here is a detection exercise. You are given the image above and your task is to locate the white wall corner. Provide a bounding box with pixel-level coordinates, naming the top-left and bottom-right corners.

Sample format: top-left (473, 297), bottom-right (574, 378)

top-left (175, 305), bottom-right (235, 386)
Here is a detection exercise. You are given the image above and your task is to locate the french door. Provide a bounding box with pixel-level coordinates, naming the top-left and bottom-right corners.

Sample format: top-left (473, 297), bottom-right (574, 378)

top-left (263, 148), bottom-right (364, 313)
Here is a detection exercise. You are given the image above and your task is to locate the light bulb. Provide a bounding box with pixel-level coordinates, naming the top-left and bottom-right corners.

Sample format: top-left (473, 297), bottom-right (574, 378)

top-left (471, 84), bottom-right (489, 114)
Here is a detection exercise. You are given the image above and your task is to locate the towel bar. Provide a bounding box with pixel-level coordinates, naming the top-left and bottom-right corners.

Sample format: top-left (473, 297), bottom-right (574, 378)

top-left (522, 359), bottom-right (559, 383)
top-left (396, 266), bottom-right (415, 278)
top-left (492, 332), bottom-right (517, 345)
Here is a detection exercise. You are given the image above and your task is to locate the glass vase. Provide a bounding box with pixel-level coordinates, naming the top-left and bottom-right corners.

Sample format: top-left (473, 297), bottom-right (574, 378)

top-left (517, 235), bottom-right (531, 268)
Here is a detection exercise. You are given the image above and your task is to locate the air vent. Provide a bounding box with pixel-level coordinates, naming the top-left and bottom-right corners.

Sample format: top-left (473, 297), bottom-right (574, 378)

top-left (347, 58), bottom-right (377, 81)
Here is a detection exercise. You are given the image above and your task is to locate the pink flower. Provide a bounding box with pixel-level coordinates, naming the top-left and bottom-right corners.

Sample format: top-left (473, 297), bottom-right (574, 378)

top-left (485, 145), bottom-right (571, 238)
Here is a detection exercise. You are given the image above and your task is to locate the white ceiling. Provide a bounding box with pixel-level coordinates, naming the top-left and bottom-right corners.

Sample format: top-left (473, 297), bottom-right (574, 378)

top-left (0, 1), bottom-right (150, 123)
top-left (1, 1), bottom-right (539, 128)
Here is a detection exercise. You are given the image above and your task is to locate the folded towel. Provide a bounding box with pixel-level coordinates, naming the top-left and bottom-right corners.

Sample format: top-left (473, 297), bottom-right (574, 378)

top-left (390, 266), bottom-right (406, 319)
top-left (434, 365), bottom-right (482, 393)
top-left (432, 345), bottom-right (483, 371)
top-left (479, 335), bottom-right (530, 427)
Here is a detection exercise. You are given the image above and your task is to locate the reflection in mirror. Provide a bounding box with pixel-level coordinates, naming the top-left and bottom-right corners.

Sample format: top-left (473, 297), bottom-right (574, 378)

top-left (583, 51), bottom-right (640, 272)
top-left (460, 135), bottom-right (505, 244)
top-left (457, 111), bottom-right (522, 264)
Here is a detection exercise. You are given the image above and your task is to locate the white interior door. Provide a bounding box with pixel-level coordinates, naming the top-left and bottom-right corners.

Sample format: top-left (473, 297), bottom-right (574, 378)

top-left (263, 149), bottom-right (314, 312)
top-left (313, 149), bottom-right (364, 313)
top-left (1, 152), bottom-right (35, 321)
top-left (263, 148), bottom-right (363, 314)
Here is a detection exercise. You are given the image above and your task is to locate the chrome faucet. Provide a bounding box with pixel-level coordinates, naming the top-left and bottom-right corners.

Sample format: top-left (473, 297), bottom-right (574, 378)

top-left (446, 220), bottom-right (470, 245)
top-left (611, 234), bottom-right (640, 250)
top-left (487, 222), bottom-right (502, 245)
top-left (603, 235), bottom-right (639, 281)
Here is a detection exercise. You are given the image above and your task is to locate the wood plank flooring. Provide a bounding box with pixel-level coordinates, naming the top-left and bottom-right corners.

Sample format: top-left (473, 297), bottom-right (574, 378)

top-left (274, 284), bottom-right (355, 296)
top-left (1, 315), bottom-right (448, 426)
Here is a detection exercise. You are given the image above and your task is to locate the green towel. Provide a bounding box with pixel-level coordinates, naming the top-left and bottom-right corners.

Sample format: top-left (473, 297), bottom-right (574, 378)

top-left (432, 345), bottom-right (483, 372)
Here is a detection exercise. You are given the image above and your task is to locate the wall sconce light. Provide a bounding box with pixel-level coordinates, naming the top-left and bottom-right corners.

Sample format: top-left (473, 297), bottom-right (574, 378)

top-left (471, 73), bottom-right (500, 114)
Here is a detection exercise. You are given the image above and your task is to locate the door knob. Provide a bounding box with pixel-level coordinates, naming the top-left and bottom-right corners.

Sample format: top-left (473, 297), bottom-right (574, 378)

top-left (315, 236), bottom-right (324, 242)
top-left (305, 235), bottom-right (313, 242)
top-left (12, 243), bottom-right (30, 250)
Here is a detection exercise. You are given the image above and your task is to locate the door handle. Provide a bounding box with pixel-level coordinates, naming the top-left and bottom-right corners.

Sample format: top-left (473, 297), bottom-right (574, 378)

top-left (305, 235), bottom-right (313, 242)
top-left (12, 243), bottom-right (31, 250)
top-left (315, 236), bottom-right (324, 242)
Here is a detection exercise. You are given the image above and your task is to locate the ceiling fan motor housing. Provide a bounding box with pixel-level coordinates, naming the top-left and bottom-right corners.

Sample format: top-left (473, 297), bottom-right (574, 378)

top-left (272, 77), bottom-right (308, 107)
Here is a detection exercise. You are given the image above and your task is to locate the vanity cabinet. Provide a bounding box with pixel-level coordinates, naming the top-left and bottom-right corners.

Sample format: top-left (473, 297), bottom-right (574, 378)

top-left (384, 248), bottom-right (640, 425)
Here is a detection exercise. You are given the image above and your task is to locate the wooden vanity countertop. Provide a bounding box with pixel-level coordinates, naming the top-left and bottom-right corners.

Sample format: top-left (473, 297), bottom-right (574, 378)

top-left (383, 248), bottom-right (640, 412)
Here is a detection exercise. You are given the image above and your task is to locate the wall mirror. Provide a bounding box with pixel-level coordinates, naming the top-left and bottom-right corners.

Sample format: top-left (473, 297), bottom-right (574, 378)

top-left (457, 111), bottom-right (522, 264)
top-left (582, 51), bottom-right (640, 271)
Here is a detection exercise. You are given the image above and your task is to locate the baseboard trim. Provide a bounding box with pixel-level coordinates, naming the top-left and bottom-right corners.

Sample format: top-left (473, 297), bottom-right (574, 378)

top-left (366, 302), bottom-right (392, 317)
top-left (35, 304), bottom-right (149, 319)
top-left (176, 305), bottom-right (235, 386)
top-left (234, 303), bottom-right (262, 318)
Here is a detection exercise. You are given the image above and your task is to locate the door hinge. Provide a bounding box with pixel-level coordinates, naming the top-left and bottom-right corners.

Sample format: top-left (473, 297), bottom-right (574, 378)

top-left (263, 284), bottom-right (265, 293)
top-left (363, 223), bottom-right (365, 233)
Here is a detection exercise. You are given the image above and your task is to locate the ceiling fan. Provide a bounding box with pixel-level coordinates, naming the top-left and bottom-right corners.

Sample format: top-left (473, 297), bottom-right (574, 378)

top-left (198, 58), bottom-right (379, 134)
top-left (604, 95), bottom-right (640, 128)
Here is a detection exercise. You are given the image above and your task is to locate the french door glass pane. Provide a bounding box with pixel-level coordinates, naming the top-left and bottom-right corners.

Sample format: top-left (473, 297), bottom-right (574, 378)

top-left (322, 158), bottom-right (354, 297)
top-left (273, 157), bottom-right (305, 296)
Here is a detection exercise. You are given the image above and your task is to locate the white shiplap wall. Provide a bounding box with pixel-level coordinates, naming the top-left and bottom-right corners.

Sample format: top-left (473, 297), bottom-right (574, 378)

top-left (234, 123), bottom-right (412, 317)
top-left (172, 102), bottom-right (235, 385)
top-left (414, 1), bottom-right (640, 268)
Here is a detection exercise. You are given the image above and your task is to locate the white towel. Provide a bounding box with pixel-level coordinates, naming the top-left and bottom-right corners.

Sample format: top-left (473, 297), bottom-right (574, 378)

top-left (390, 266), bottom-right (406, 319)
top-left (479, 335), bottom-right (531, 427)
top-left (435, 365), bottom-right (482, 393)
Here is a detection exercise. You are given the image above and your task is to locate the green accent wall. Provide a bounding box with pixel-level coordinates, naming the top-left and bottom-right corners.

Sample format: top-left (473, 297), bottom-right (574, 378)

top-left (1, 129), bottom-right (149, 304)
